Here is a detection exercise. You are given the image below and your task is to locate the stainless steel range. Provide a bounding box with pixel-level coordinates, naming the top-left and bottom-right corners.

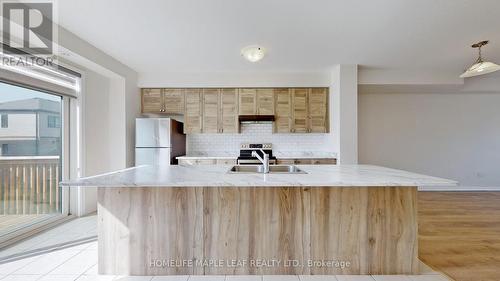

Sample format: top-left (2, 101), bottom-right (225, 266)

top-left (237, 143), bottom-right (277, 165)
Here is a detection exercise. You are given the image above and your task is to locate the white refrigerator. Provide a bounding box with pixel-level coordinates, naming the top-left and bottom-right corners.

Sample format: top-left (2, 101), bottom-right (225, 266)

top-left (135, 118), bottom-right (186, 166)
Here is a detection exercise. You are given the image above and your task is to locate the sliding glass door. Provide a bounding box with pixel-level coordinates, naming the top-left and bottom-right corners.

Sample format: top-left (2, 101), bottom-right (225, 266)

top-left (0, 82), bottom-right (66, 236)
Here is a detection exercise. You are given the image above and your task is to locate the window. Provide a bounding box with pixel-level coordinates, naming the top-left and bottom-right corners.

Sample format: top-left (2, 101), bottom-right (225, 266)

top-left (1, 143), bottom-right (7, 154)
top-left (47, 115), bottom-right (60, 128)
top-left (0, 81), bottom-right (64, 234)
top-left (1, 114), bottom-right (7, 128)
top-left (0, 55), bottom-right (82, 250)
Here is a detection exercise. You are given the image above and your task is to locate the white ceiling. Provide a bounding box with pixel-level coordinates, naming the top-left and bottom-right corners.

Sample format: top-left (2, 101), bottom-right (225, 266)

top-left (57, 0), bottom-right (500, 84)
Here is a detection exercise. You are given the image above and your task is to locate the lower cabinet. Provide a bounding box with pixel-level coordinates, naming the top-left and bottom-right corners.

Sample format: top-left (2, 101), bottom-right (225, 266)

top-left (178, 158), bottom-right (237, 166)
top-left (179, 158), bottom-right (336, 165)
top-left (277, 158), bottom-right (337, 165)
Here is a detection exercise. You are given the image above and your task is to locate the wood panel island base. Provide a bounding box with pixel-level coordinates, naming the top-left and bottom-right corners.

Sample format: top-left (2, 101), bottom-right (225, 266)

top-left (61, 165), bottom-right (456, 276)
top-left (98, 186), bottom-right (417, 275)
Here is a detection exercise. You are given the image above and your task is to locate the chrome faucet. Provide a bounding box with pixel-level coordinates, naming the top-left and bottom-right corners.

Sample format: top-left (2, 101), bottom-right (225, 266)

top-left (252, 149), bottom-right (269, 173)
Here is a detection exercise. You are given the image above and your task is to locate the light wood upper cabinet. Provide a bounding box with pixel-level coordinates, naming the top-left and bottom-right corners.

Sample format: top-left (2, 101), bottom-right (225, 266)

top-left (238, 89), bottom-right (256, 115)
top-left (220, 88), bottom-right (239, 133)
top-left (184, 89), bottom-right (203, 134)
top-left (202, 89), bottom-right (220, 133)
top-left (141, 88), bottom-right (184, 114)
top-left (291, 88), bottom-right (309, 133)
top-left (308, 88), bottom-right (329, 133)
top-left (256, 89), bottom-right (274, 115)
top-left (162, 89), bottom-right (185, 114)
top-left (142, 87), bottom-right (329, 134)
top-left (274, 88), bottom-right (292, 133)
top-left (239, 88), bottom-right (274, 115)
top-left (141, 88), bottom-right (163, 113)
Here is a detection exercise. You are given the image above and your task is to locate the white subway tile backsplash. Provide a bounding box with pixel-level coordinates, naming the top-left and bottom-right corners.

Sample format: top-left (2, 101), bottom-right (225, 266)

top-left (187, 123), bottom-right (335, 155)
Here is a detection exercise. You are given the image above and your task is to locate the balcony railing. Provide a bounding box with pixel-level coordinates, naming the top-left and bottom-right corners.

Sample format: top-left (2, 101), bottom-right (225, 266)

top-left (0, 156), bottom-right (60, 215)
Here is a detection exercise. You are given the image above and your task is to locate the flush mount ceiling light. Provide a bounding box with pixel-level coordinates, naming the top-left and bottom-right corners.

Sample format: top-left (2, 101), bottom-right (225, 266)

top-left (241, 45), bottom-right (266, 62)
top-left (460, 40), bottom-right (500, 78)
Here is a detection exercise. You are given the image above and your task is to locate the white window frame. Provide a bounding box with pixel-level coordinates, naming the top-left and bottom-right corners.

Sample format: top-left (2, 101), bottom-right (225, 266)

top-left (0, 82), bottom-right (76, 247)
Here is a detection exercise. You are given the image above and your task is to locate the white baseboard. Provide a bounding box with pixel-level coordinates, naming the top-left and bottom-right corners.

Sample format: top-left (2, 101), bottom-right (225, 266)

top-left (419, 186), bottom-right (500, 191)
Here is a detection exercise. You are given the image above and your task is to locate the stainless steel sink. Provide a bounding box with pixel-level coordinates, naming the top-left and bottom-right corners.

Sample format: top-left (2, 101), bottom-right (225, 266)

top-left (228, 165), bottom-right (307, 174)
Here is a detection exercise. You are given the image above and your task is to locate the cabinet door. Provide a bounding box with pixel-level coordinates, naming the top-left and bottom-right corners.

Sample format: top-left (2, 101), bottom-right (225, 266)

top-left (220, 88), bottom-right (239, 133)
top-left (141, 88), bottom-right (162, 113)
top-left (274, 88), bottom-right (292, 133)
top-left (311, 158), bottom-right (337, 165)
top-left (202, 89), bottom-right (220, 133)
top-left (276, 159), bottom-right (295, 165)
top-left (184, 89), bottom-right (203, 134)
top-left (291, 88), bottom-right (309, 133)
top-left (308, 88), bottom-right (328, 133)
top-left (238, 89), bottom-right (257, 115)
top-left (293, 159), bottom-right (313, 165)
top-left (163, 88), bottom-right (185, 114)
top-left (256, 89), bottom-right (274, 115)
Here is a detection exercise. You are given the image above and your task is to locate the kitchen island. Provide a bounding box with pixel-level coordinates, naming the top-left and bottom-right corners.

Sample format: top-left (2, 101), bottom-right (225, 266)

top-left (61, 165), bottom-right (456, 276)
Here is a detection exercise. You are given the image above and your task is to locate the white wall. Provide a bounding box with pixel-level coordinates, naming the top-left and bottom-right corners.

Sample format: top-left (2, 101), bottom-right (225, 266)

top-left (331, 65), bottom-right (358, 164)
top-left (57, 27), bottom-right (138, 216)
top-left (58, 26), bottom-right (139, 168)
top-left (83, 69), bottom-right (111, 175)
top-left (358, 90), bottom-right (500, 187)
top-left (138, 72), bottom-right (331, 88)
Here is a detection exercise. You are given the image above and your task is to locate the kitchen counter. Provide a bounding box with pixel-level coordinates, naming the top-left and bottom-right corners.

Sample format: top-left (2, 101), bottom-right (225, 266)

top-left (73, 164), bottom-right (456, 276)
top-left (176, 152), bottom-right (237, 160)
top-left (60, 164), bottom-right (456, 188)
top-left (176, 156), bottom-right (237, 160)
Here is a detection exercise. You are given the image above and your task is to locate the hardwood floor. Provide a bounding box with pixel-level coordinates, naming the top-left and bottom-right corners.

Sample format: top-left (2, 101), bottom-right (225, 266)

top-left (419, 192), bottom-right (500, 281)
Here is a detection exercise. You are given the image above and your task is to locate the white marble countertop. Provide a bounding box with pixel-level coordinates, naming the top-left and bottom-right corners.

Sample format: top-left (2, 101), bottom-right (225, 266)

top-left (60, 164), bottom-right (457, 188)
top-left (176, 152), bottom-right (237, 160)
top-left (176, 155), bottom-right (237, 160)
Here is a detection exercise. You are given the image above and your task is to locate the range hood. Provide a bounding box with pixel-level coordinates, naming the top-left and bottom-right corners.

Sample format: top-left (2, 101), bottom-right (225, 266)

top-left (238, 115), bottom-right (275, 123)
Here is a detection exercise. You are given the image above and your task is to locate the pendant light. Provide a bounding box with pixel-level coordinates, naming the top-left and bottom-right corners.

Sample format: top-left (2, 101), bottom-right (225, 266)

top-left (460, 40), bottom-right (500, 78)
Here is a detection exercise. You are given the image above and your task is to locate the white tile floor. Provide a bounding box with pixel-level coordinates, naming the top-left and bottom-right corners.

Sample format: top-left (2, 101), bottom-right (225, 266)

top-left (0, 244), bottom-right (451, 281)
top-left (0, 214), bottom-right (97, 260)
top-left (0, 215), bottom-right (451, 281)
